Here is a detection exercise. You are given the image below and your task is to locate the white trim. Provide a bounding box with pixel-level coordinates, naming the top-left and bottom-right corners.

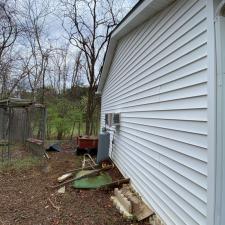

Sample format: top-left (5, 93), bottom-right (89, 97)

top-left (206, 0), bottom-right (217, 225)
top-left (215, 3), bottom-right (225, 224)
top-left (111, 0), bottom-right (174, 41)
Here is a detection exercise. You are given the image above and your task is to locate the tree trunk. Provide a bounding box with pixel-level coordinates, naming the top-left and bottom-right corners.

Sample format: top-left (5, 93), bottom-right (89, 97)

top-left (57, 131), bottom-right (63, 140)
top-left (70, 121), bottom-right (76, 139)
top-left (85, 87), bottom-right (95, 136)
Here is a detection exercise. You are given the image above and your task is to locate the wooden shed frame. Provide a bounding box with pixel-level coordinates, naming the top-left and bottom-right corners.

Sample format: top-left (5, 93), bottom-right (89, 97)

top-left (0, 98), bottom-right (46, 161)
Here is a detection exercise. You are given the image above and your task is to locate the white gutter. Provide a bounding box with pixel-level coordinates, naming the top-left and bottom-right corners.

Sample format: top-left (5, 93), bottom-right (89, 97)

top-left (97, 0), bottom-right (175, 94)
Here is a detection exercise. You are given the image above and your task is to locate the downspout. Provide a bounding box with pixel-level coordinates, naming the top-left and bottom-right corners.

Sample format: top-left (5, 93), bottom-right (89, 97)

top-left (206, 0), bottom-right (217, 224)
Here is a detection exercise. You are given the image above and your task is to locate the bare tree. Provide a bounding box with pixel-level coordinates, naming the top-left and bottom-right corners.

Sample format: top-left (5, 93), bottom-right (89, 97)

top-left (6, 53), bottom-right (33, 96)
top-left (61, 0), bottom-right (120, 135)
top-left (0, 0), bottom-right (18, 98)
top-left (50, 44), bottom-right (70, 94)
top-left (20, 0), bottom-right (53, 103)
top-left (71, 50), bottom-right (82, 88)
top-left (0, 0), bottom-right (18, 59)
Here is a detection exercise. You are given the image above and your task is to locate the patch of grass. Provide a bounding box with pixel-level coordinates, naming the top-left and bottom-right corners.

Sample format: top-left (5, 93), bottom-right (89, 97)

top-left (0, 156), bottom-right (41, 172)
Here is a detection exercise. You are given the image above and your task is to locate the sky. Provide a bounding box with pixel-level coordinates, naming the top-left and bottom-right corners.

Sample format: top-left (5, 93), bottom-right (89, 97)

top-left (44, 0), bottom-right (140, 85)
top-left (11, 0), bottom-right (140, 88)
top-left (46, 0), bottom-right (139, 43)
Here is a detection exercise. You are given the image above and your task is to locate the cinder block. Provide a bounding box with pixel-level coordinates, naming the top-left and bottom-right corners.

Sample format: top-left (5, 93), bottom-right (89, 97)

top-left (114, 189), bottom-right (132, 213)
top-left (110, 195), bottom-right (134, 220)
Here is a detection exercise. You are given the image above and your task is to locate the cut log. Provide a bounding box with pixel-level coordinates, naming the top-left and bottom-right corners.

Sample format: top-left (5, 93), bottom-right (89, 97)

top-left (57, 173), bottom-right (73, 183)
top-left (98, 178), bottom-right (130, 190)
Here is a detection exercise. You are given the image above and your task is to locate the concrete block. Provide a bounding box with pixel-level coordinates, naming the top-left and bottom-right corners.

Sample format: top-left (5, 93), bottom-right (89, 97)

top-left (110, 196), bottom-right (133, 220)
top-left (114, 188), bottom-right (132, 213)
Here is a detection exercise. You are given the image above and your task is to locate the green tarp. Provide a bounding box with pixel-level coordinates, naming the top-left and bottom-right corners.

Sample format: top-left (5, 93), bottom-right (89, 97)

top-left (73, 170), bottom-right (112, 189)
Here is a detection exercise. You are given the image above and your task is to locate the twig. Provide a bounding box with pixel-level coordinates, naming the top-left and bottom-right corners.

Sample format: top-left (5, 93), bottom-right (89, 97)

top-left (44, 152), bottom-right (50, 159)
top-left (0, 218), bottom-right (5, 225)
top-left (64, 165), bottom-right (99, 174)
top-left (48, 198), bottom-right (60, 211)
top-left (82, 153), bottom-right (97, 169)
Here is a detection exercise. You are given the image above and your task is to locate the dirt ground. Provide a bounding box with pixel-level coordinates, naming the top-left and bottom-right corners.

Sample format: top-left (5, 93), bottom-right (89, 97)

top-left (0, 146), bottom-right (150, 225)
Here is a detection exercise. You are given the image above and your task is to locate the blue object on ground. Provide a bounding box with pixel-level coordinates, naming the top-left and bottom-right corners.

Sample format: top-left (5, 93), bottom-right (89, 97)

top-left (46, 143), bottom-right (62, 152)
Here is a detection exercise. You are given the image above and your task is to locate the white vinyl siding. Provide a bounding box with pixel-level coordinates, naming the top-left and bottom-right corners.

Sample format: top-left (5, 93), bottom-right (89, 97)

top-left (100, 0), bottom-right (208, 224)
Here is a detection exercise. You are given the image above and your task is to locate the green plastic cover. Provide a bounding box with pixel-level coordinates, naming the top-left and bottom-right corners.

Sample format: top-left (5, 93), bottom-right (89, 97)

top-left (73, 170), bottom-right (112, 189)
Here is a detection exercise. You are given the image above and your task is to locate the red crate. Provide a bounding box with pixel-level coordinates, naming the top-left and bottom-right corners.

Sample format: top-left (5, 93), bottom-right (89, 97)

top-left (77, 136), bottom-right (98, 149)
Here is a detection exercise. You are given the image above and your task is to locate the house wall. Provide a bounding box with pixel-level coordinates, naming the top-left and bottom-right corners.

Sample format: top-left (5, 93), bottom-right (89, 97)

top-left (100, 0), bottom-right (208, 224)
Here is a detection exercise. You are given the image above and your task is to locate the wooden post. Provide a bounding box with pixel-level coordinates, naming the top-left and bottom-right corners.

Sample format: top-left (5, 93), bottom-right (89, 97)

top-left (8, 106), bottom-right (12, 161)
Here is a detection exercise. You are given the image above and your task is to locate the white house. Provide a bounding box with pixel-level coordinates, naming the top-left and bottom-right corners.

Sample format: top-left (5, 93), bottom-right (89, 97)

top-left (97, 0), bottom-right (225, 224)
